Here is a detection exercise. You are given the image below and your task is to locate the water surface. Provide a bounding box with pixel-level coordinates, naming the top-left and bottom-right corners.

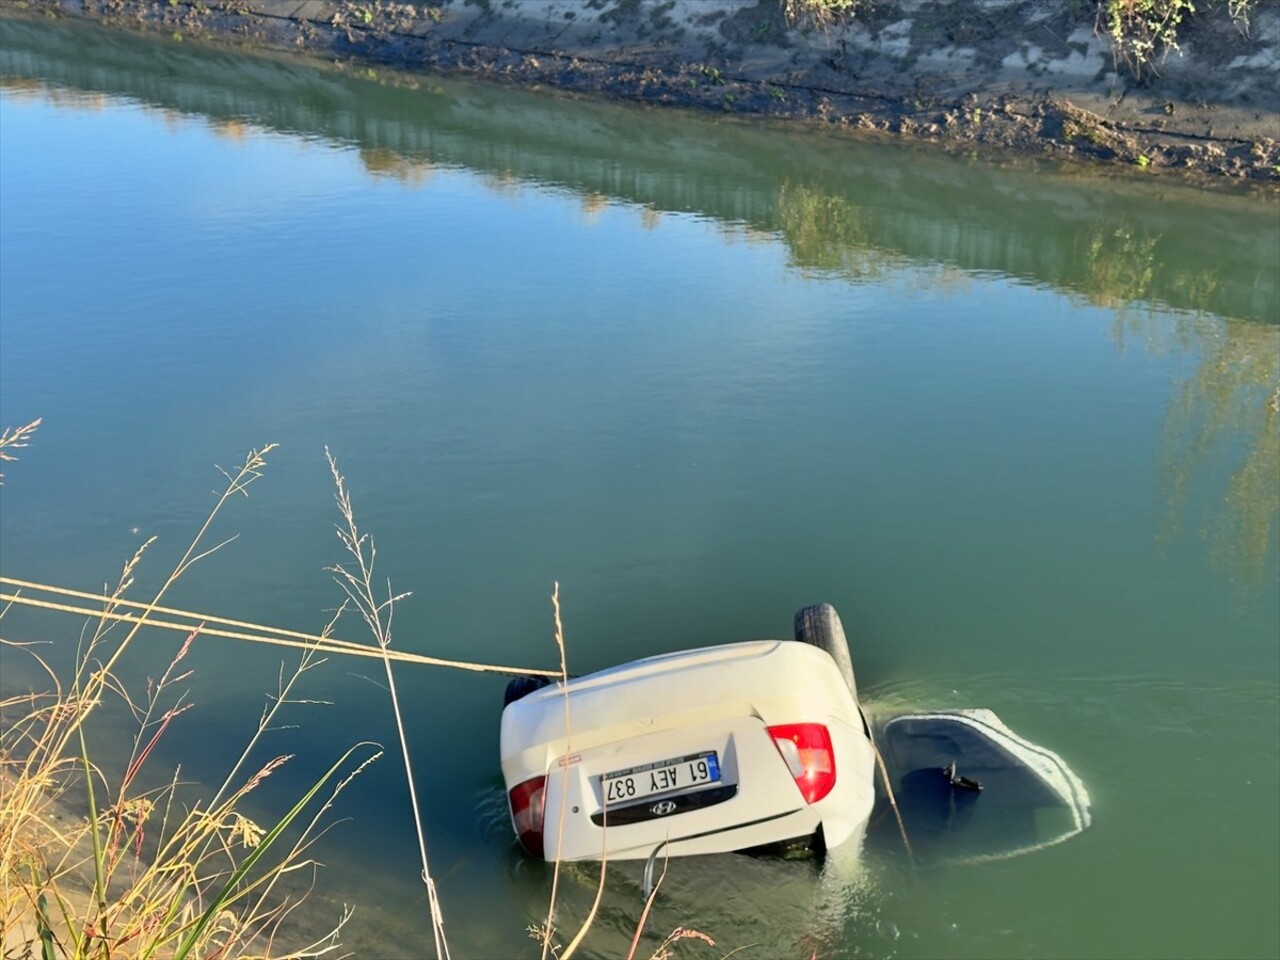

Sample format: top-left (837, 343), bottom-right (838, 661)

top-left (1, 16), bottom-right (1277, 959)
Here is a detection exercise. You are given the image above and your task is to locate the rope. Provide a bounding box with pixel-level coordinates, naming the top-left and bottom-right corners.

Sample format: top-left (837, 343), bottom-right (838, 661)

top-left (872, 742), bottom-right (914, 862)
top-left (859, 705), bottom-right (914, 862)
top-left (4, 577), bottom-right (370, 647)
top-left (0, 578), bottom-right (559, 679)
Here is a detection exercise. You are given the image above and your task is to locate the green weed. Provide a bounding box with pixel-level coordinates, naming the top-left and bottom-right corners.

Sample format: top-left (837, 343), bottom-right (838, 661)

top-left (1100, 0), bottom-right (1256, 78)
top-left (783, 0), bottom-right (867, 28)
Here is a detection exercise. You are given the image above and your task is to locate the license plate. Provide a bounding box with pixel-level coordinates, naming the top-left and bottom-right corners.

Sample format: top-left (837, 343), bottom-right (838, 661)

top-left (602, 752), bottom-right (721, 806)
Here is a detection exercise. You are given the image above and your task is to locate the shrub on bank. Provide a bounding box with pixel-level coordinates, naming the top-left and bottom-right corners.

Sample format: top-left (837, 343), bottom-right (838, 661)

top-left (785, 0), bottom-right (1260, 78)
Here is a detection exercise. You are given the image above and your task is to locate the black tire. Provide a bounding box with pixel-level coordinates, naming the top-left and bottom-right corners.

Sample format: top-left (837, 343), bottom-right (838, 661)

top-left (503, 674), bottom-right (552, 708)
top-left (793, 603), bottom-right (857, 698)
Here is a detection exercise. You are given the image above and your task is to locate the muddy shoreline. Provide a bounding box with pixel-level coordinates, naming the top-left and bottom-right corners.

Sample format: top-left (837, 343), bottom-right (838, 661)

top-left (8, 0), bottom-right (1280, 184)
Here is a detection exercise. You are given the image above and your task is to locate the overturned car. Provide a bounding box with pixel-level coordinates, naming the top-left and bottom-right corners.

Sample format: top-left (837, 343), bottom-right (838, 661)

top-left (499, 605), bottom-right (1089, 864)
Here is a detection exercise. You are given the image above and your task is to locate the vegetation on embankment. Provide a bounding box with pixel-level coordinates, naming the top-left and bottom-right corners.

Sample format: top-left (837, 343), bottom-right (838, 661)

top-left (796, 0), bottom-right (1261, 82)
top-left (8, 0), bottom-right (1279, 182)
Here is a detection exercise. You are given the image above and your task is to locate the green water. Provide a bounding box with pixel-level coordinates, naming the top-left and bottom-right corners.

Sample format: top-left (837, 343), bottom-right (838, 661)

top-left (1, 15), bottom-right (1277, 960)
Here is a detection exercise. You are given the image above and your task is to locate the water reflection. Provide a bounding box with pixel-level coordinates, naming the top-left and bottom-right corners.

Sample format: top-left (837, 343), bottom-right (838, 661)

top-left (8, 13), bottom-right (1272, 582)
top-left (1119, 313), bottom-right (1278, 580)
top-left (503, 842), bottom-right (883, 960)
top-left (472, 775), bottom-right (880, 957)
top-left (775, 181), bottom-right (897, 280)
top-left (1078, 219), bottom-right (1279, 580)
top-left (1, 14), bottom-right (1275, 323)
top-left (358, 145), bottom-right (437, 185)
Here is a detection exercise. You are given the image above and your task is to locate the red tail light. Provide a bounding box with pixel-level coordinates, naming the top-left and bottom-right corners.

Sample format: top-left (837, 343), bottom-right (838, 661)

top-left (508, 775), bottom-right (547, 858)
top-left (767, 723), bottom-right (837, 804)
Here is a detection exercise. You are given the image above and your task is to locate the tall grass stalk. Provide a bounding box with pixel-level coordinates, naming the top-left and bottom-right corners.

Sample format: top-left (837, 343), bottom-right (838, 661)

top-left (0, 417), bottom-right (42, 484)
top-left (325, 448), bottom-right (450, 960)
top-left (540, 583), bottom-right (611, 960)
top-left (538, 582), bottom-right (573, 960)
top-left (625, 852), bottom-right (669, 960)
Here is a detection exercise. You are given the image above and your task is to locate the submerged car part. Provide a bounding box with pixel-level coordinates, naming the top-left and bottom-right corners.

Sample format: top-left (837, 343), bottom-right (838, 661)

top-left (873, 708), bottom-right (1092, 862)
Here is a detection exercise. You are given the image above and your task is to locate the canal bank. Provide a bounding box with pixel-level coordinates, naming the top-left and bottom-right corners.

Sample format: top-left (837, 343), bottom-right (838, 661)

top-left (10, 0), bottom-right (1280, 183)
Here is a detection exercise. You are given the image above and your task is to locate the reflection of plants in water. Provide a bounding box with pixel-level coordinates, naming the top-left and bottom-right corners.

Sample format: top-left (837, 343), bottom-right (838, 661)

top-left (1079, 225), bottom-right (1160, 310)
top-left (1167, 319), bottom-right (1277, 579)
top-left (210, 118), bottom-right (251, 142)
top-left (1079, 221), bottom-right (1225, 324)
top-left (907, 262), bottom-right (975, 297)
top-left (774, 182), bottom-right (894, 281)
top-left (1091, 219), bottom-right (1277, 578)
top-left (4, 77), bottom-right (267, 146)
top-left (478, 169), bottom-right (522, 198)
top-left (0, 75), bottom-right (109, 110)
top-left (716, 221), bottom-right (776, 247)
top-left (1085, 218), bottom-right (1244, 384)
top-left (1119, 310), bottom-right (1279, 580)
top-left (579, 192), bottom-right (610, 223)
top-left (1090, 221), bottom-right (1280, 576)
top-left (359, 146), bottom-right (435, 186)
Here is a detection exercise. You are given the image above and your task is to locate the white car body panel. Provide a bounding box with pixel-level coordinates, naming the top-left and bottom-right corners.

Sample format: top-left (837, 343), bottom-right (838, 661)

top-left (500, 639), bottom-right (877, 862)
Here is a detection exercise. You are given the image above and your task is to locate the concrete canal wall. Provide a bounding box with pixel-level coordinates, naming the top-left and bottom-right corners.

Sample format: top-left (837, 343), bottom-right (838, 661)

top-left (10, 0), bottom-right (1280, 180)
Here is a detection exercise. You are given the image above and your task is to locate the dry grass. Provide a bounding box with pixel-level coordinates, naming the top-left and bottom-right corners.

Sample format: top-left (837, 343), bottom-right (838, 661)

top-left (1, 427), bottom-right (722, 959)
top-left (782, 0), bottom-right (867, 29)
top-left (1, 443), bottom-right (378, 959)
top-left (0, 418), bottom-right (42, 485)
top-left (324, 449), bottom-right (449, 959)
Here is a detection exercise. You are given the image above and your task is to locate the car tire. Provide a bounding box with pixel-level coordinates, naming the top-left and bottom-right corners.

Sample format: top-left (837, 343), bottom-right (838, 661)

top-left (793, 603), bottom-right (857, 698)
top-left (503, 674), bottom-right (552, 708)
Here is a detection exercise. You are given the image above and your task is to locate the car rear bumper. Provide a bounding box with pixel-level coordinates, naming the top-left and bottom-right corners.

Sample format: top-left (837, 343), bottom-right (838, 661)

top-left (562, 806), bottom-right (823, 861)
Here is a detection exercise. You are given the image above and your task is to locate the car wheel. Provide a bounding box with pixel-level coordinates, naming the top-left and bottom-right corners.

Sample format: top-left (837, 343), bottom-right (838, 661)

top-left (793, 603), bottom-right (857, 698)
top-left (503, 674), bottom-right (552, 708)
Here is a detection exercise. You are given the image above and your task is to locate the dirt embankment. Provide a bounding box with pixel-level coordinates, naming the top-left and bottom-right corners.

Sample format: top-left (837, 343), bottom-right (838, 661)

top-left (11, 0), bottom-right (1280, 181)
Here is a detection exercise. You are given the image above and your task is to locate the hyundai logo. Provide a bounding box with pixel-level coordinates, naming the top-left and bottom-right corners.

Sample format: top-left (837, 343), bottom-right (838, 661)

top-left (650, 800), bottom-right (678, 817)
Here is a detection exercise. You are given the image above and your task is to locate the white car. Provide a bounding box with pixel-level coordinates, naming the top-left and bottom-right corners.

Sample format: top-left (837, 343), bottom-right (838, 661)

top-left (499, 604), bottom-right (878, 862)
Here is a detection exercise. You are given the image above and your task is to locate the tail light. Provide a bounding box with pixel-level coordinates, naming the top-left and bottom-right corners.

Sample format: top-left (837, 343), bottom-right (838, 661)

top-left (767, 723), bottom-right (837, 804)
top-left (508, 775), bottom-right (547, 858)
